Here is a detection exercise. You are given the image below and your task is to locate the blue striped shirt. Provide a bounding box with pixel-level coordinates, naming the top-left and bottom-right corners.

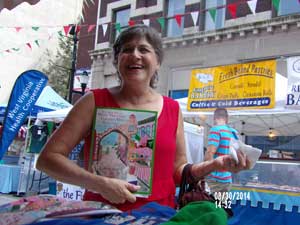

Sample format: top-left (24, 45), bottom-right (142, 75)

top-left (207, 125), bottom-right (238, 183)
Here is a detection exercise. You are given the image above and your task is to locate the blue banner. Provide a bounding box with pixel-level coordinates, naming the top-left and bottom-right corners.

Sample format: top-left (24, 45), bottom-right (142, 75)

top-left (0, 70), bottom-right (48, 160)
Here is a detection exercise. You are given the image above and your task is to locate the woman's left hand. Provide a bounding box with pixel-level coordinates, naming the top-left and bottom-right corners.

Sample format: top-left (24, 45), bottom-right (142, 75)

top-left (215, 150), bottom-right (251, 173)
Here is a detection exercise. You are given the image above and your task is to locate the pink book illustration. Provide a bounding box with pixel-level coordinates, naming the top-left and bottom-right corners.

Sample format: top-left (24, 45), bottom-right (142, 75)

top-left (89, 108), bottom-right (157, 197)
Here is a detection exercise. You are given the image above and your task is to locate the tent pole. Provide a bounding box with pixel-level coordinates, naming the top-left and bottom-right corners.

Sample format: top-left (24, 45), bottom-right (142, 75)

top-left (17, 116), bottom-right (32, 196)
top-left (25, 117), bottom-right (35, 194)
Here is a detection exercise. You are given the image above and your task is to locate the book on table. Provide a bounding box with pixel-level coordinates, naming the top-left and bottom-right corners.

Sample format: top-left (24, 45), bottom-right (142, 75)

top-left (89, 107), bottom-right (158, 197)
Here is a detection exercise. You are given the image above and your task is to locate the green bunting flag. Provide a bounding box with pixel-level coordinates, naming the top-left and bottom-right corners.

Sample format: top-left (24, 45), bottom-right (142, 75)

top-left (157, 17), bottom-right (165, 31)
top-left (12, 48), bottom-right (20, 51)
top-left (34, 40), bottom-right (40, 47)
top-left (32, 27), bottom-right (40, 31)
top-left (208, 9), bottom-right (217, 22)
top-left (115, 23), bottom-right (121, 33)
top-left (272, 0), bottom-right (280, 12)
top-left (58, 31), bottom-right (64, 37)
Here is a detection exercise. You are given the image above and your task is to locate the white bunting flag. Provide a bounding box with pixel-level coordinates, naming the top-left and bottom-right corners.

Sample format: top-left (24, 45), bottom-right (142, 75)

top-left (102, 24), bottom-right (108, 36)
top-left (247, 0), bottom-right (258, 15)
top-left (142, 19), bottom-right (150, 26)
top-left (190, 12), bottom-right (199, 26)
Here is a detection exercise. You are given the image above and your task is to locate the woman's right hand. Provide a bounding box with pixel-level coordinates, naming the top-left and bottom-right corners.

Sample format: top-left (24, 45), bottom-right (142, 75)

top-left (93, 176), bottom-right (141, 204)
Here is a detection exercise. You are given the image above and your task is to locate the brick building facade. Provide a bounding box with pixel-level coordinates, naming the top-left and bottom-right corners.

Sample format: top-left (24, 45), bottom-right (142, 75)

top-left (88, 0), bottom-right (300, 98)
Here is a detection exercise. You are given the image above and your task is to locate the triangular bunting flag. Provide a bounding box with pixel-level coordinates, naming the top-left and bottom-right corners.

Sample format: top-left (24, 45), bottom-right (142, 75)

top-left (34, 40), bottom-right (40, 47)
top-left (209, 9), bottom-right (216, 22)
top-left (128, 20), bottom-right (135, 27)
top-left (5, 49), bottom-right (11, 53)
top-left (26, 43), bottom-right (32, 50)
top-left (12, 48), bottom-right (20, 51)
top-left (58, 31), bottom-right (64, 37)
top-left (32, 27), bottom-right (39, 31)
top-left (272, 0), bottom-right (280, 12)
top-left (190, 12), bottom-right (199, 26)
top-left (47, 28), bottom-right (54, 37)
top-left (247, 0), bottom-right (258, 15)
top-left (228, 3), bottom-right (237, 19)
top-left (87, 24), bottom-right (96, 33)
top-left (63, 25), bottom-right (71, 36)
top-left (102, 24), bottom-right (108, 36)
top-left (142, 19), bottom-right (150, 26)
top-left (174, 14), bottom-right (182, 27)
top-left (15, 27), bottom-right (22, 32)
top-left (75, 25), bottom-right (81, 34)
top-left (157, 17), bottom-right (165, 31)
top-left (115, 23), bottom-right (121, 33)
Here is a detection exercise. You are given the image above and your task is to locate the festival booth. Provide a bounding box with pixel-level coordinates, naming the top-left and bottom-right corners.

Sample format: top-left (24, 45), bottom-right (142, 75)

top-left (36, 106), bottom-right (88, 201)
top-left (178, 68), bottom-right (300, 224)
top-left (0, 85), bottom-right (72, 194)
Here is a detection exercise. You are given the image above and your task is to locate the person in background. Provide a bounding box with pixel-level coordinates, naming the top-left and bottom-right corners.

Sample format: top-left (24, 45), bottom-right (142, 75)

top-left (205, 108), bottom-right (239, 195)
top-left (37, 25), bottom-right (249, 212)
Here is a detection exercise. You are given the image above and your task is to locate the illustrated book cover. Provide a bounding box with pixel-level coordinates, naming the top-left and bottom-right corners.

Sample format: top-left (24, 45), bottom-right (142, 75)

top-left (89, 107), bottom-right (158, 197)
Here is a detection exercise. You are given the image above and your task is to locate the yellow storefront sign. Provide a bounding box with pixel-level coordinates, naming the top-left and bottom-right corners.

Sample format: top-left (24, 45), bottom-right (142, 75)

top-left (187, 60), bottom-right (276, 111)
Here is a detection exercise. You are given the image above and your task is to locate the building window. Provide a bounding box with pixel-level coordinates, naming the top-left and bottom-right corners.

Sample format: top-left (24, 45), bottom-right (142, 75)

top-left (166, 0), bottom-right (185, 37)
top-left (278, 0), bottom-right (300, 16)
top-left (112, 7), bottom-right (130, 42)
top-left (205, 0), bottom-right (225, 31)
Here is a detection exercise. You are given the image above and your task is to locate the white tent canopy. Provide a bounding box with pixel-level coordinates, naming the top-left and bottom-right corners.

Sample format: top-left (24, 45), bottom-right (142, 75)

top-left (178, 73), bottom-right (300, 136)
top-left (37, 107), bottom-right (72, 123)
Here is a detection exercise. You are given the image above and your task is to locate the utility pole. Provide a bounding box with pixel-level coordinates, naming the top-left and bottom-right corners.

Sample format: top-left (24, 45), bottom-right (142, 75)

top-left (68, 25), bottom-right (78, 103)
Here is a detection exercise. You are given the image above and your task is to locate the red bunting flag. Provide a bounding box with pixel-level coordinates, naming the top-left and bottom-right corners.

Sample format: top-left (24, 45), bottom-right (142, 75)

top-left (228, 3), bottom-right (237, 19)
top-left (75, 25), bottom-right (81, 34)
top-left (5, 49), bottom-right (11, 53)
top-left (15, 27), bottom-right (22, 32)
top-left (174, 14), bottom-right (182, 27)
top-left (26, 43), bottom-right (32, 50)
top-left (87, 24), bottom-right (96, 33)
top-left (63, 25), bottom-right (72, 36)
top-left (128, 20), bottom-right (135, 27)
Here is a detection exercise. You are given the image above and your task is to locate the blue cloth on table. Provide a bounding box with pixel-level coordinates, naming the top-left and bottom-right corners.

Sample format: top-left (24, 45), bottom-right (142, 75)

top-left (231, 188), bottom-right (300, 212)
top-left (0, 164), bottom-right (20, 193)
top-left (28, 202), bottom-right (176, 225)
top-left (228, 200), bottom-right (300, 225)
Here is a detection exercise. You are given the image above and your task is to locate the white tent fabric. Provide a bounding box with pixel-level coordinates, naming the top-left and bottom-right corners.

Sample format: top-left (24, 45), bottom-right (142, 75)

top-left (34, 86), bottom-right (71, 111)
top-left (178, 73), bottom-right (300, 136)
top-left (37, 107), bottom-right (72, 123)
top-left (184, 122), bottom-right (204, 163)
top-left (0, 0), bottom-right (85, 106)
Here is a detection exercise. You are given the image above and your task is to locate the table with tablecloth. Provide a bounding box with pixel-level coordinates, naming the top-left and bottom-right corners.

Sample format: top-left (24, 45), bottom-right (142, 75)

top-left (0, 164), bottom-right (21, 193)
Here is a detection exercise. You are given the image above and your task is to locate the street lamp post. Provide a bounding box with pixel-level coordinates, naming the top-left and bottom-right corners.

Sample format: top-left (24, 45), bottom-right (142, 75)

top-left (79, 71), bottom-right (89, 95)
top-left (68, 25), bottom-right (78, 103)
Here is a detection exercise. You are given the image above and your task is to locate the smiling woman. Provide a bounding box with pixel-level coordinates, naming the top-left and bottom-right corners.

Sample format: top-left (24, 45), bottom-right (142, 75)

top-left (36, 24), bottom-right (250, 214)
top-left (112, 25), bottom-right (163, 89)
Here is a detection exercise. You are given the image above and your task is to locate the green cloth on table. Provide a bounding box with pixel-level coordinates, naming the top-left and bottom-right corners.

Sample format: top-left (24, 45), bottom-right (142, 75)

top-left (161, 201), bottom-right (227, 225)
